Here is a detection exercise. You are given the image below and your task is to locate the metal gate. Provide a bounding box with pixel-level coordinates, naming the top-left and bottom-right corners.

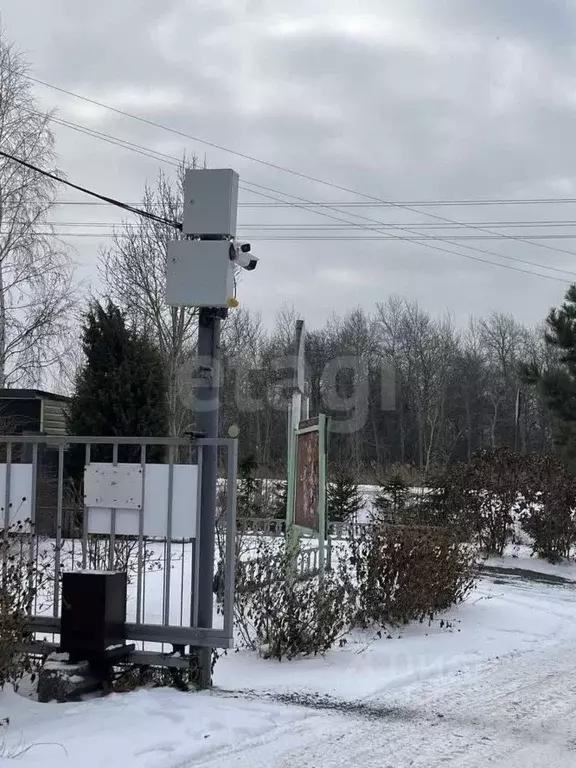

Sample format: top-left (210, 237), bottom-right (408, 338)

top-left (0, 435), bottom-right (237, 667)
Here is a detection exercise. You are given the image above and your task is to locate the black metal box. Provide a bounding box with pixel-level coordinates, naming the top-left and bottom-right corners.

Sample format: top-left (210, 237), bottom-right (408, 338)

top-left (60, 571), bottom-right (127, 657)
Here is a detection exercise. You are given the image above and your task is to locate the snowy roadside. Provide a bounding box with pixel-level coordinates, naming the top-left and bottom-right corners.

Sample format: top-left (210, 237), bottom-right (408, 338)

top-left (2, 556), bottom-right (576, 767)
top-left (214, 557), bottom-right (576, 701)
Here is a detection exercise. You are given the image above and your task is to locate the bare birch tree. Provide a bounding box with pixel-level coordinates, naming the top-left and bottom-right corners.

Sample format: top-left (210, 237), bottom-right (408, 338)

top-left (478, 313), bottom-right (529, 447)
top-left (100, 161), bottom-right (198, 435)
top-left (0, 36), bottom-right (77, 388)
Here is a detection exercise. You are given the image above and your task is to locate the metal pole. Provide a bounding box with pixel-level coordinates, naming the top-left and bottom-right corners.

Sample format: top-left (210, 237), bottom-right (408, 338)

top-left (318, 413), bottom-right (327, 584)
top-left (194, 306), bottom-right (223, 689)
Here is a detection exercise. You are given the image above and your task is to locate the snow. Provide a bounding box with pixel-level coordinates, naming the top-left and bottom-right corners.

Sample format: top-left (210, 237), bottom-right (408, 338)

top-left (5, 552), bottom-right (576, 766)
top-left (0, 688), bottom-right (300, 766)
top-left (215, 558), bottom-right (576, 701)
top-left (486, 543), bottom-right (576, 580)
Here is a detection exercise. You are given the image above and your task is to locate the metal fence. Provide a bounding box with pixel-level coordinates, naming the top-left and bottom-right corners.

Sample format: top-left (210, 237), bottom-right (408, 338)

top-left (232, 516), bottom-right (376, 541)
top-left (0, 435), bottom-right (237, 667)
top-left (296, 544), bottom-right (324, 577)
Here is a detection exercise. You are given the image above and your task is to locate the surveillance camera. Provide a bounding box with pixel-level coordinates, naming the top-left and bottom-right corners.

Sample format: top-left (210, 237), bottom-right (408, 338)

top-left (229, 242), bottom-right (259, 271)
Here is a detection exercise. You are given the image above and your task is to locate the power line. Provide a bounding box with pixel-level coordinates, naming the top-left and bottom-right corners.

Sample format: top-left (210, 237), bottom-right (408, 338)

top-left (39, 220), bottom-right (576, 229)
top-left (35, 108), bottom-right (284, 215)
top-left (13, 226), bottom-right (572, 281)
top-left (37, 101), bottom-right (576, 275)
top-left (239, 180), bottom-right (576, 278)
top-left (0, 150), bottom-right (182, 230)
top-left (41, 220), bottom-right (576, 230)
top-left (237, 198), bottom-right (576, 207)
top-left (25, 72), bottom-right (576, 261)
top-left (23, 83), bottom-right (576, 280)
top-left (46, 112), bottom-right (182, 169)
top-left (247, 178), bottom-right (576, 260)
top-left (52, 198), bottom-right (576, 208)
top-left (27, 231), bottom-right (576, 242)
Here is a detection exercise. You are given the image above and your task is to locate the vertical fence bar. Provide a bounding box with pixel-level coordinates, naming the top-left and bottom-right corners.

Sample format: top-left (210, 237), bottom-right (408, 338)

top-left (27, 443), bottom-right (38, 616)
top-left (82, 443), bottom-right (90, 569)
top-left (29, 443), bottom-right (38, 530)
top-left (108, 442), bottom-right (118, 571)
top-left (53, 444), bottom-right (64, 617)
top-left (191, 445), bottom-right (203, 628)
top-left (179, 538), bottom-right (185, 626)
top-left (163, 445), bottom-right (175, 626)
top-left (1, 442), bottom-right (11, 589)
top-left (142, 539), bottom-right (147, 627)
top-left (135, 444), bottom-right (146, 625)
top-left (180, 443), bottom-right (194, 627)
top-left (4, 442), bottom-right (12, 531)
top-left (223, 440), bottom-right (238, 641)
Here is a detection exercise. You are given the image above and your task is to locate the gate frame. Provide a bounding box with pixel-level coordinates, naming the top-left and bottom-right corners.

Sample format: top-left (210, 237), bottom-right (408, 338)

top-left (0, 434), bottom-right (237, 664)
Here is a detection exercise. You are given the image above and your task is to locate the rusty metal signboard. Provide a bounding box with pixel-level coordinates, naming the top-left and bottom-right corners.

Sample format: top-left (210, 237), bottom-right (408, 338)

top-left (294, 423), bottom-right (320, 531)
top-left (291, 415), bottom-right (327, 538)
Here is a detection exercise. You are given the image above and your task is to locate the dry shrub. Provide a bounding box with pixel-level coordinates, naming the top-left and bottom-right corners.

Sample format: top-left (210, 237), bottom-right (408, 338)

top-left (0, 522), bottom-right (50, 689)
top-left (223, 537), bottom-right (348, 661)
top-left (429, 447), bottom-right (531, 555)
top-left (222, 526), bottom-right (477, 659)
top-left (68, 535), bottom-right (162, 579)
top-left (430, 448), bottom-right (576, 562)
top-left (520, 455), bottom-right (576, 563)
top-left (344, 522), bottom-right (477, 629)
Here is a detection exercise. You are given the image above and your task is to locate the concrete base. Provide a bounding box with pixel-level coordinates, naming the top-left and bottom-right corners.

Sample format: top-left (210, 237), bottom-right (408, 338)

top-left (37, 659), bottom-right (99, 703)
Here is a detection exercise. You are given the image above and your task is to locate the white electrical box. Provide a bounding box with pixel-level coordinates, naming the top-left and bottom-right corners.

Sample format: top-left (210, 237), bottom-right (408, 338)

top-left (166, 239), bottom-right (234, 307)
top-left (182, 169), bottom-right (239, 237)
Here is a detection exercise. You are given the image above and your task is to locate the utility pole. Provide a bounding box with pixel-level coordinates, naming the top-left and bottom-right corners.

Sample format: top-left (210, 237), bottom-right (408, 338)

top-left (194, 305), bottom-right (223, 688)
top-left (166, 168), bottom-right (258, 688)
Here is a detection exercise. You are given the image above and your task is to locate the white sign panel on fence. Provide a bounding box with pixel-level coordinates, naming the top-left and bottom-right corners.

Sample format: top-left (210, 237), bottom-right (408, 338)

top-left (0, 464), bottom-right (33, 527)
top-left (85, 463), bottom-right (198, 539)
top-left (84, 463), bottom-right (143, 509)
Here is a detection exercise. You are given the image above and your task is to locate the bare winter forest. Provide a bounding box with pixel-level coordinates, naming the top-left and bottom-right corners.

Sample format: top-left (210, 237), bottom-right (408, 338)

top-left (215, 302), bottom-right (554, 477)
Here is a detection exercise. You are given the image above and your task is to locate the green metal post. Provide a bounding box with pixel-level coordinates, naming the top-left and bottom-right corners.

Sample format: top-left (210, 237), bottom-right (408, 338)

top-left (285, 404), bottom-right (299, 562)
top-left (318, 413), bottom-right (327, 582)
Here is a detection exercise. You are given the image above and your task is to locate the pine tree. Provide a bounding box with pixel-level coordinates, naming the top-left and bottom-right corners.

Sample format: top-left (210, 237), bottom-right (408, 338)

top-left (523, 285), bottom-right (576, 464)
top-left (327, 468), bottom-right (362, 525)
top-left (67, 300), bottom-right (168, 463)
top-left (236, 454), bottom-right (262, 518)
top-left (271, 480), bottom-right (287, 520)
top-left (373, 472), bottom-right (411, 521)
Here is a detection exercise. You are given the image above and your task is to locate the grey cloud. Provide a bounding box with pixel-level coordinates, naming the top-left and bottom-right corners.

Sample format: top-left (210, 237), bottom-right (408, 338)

top-left (2, 0), bottom-right (576, 333)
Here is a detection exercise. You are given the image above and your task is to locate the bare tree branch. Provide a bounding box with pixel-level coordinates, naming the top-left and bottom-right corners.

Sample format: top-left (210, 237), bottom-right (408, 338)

top-left (99, 158), bottom-right (198, 435)
top-left (0, 36), bottom-right (78, 388)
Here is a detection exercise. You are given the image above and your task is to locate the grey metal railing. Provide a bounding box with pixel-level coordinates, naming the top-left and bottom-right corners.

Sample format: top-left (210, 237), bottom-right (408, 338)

top-left (0, 434), bottom-right (238, 663)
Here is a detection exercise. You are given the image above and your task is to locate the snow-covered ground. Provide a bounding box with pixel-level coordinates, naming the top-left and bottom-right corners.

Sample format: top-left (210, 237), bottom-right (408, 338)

top-left (3, 553), bottom-right (576, 766)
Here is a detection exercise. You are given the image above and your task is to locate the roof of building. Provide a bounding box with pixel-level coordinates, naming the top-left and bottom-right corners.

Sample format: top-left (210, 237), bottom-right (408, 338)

top-left (0, 388), bottom-right (71, 403)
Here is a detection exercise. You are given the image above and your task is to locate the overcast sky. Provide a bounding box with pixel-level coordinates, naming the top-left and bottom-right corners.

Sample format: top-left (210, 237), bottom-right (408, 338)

top-left (4, 0), bottom-right (576, 330)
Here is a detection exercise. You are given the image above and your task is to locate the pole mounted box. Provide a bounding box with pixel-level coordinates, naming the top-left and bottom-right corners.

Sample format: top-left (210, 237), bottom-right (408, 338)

top-left (182, 169), bottom-right (239, 237)
top-left (166, 240), bottom-right (234, 307)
